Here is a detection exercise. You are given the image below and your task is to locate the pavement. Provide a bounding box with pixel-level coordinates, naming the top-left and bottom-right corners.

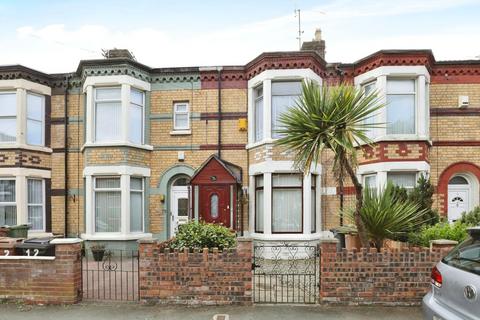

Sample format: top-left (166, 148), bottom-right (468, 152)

top-left (0, 303), bottom-right (423, 320)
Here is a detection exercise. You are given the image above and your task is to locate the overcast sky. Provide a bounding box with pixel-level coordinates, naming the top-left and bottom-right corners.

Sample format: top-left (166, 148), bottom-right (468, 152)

top-left (1, 0), bottom-right (479, 73)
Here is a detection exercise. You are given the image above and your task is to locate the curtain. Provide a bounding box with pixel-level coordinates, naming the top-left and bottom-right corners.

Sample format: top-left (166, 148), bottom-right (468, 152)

top-left (95, 178), bottom-right (121, 232)
top-left (255, 188), bottom-right (264, 232)
top-left (0, 93), bottom-right (17, 142)
top-left (386, 79), bottom-right (415, 134)
top-left (27, 179), bottom-right (44, 231)
top-left (272, 189), bottom-right (302, 233)
top-left (387, 172), bottom-right (416, 190)
top-left (271, 82), bottom-right (302, 138)
top-left (0, 180), bottom-right (16, 226)
top-left (130, 177), bottom-right (143, 232)
top-left (95, 102), bottom-right (122, 141)
top-left (26, 93), bottom-right (44, 145)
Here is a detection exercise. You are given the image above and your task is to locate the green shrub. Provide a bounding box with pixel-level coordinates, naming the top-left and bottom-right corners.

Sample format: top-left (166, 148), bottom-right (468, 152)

top-left (408, 222), bottom-right (469, 247)
top-left (168, 221), bottom-right (236, 250)
top-left (459, 207), bottom-right (480, 226)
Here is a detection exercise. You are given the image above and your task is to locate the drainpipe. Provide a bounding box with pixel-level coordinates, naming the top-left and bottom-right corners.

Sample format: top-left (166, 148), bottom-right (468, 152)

top-left (64, 75), bottom-right (70, 237)
top-left (217, 67), bottom-right (223, 158)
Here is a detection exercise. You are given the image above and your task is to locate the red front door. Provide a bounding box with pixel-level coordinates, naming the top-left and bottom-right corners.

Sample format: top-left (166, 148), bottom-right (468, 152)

top-left (199, 185), bottom-right (231, 227)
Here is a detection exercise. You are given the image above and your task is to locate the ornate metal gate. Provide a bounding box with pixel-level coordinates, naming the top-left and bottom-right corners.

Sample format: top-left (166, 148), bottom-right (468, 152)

top-left (82, 249), bottom-right (139, 301)
top-left (252, 243), bottom-right (319, 304)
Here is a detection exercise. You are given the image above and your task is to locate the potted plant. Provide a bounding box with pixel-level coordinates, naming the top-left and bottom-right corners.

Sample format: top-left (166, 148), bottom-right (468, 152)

top-left (90, 243), bottom-right (106, 262)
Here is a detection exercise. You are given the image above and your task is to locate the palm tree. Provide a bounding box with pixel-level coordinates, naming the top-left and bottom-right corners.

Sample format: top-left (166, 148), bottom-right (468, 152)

top-left (276, 81), bottom-right (384, 248)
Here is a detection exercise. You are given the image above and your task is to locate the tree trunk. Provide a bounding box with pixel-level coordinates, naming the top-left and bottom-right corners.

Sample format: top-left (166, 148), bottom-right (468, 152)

top-left (343, 158), bottom-right (370, 249)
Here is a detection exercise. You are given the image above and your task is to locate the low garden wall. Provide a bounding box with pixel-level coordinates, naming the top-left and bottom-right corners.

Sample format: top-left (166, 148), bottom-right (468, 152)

top-left (0, 239), bottom-right (82, 304)
top-left (138, 238), bottom-right (252, 305)
top-left (319, 239), bottom-right (457, 306)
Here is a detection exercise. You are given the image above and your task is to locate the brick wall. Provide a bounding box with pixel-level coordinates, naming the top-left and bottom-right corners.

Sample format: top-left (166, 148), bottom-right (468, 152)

top-left (319, 239), bottom-right (456, 306)
top-left (0, 240), bottom-right (82, 304)
top-left (138, 238), bottom-right (253, 305)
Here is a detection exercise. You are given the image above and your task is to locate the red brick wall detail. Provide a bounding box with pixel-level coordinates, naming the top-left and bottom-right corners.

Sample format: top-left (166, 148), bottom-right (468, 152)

top-left (319, 241), bottom-right (454, 305)
top-left (138, 239), bottom-right (253, 305)
top-left (0, 243), bottom-right (82, 304)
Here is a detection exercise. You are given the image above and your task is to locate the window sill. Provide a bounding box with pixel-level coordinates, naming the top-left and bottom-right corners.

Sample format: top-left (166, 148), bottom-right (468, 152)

top-left (170, 130), bottom-right (191, 136)
top-left (80, 233), bottom-right (153, 241)
top-left (28, 231), bottom-right (54, 239)
top-left (246, 139), bottom-right (276, 150)
top-left (82, 142), bottom-right (153, 151)
top-left (0, 144), bottom-right (52, 153)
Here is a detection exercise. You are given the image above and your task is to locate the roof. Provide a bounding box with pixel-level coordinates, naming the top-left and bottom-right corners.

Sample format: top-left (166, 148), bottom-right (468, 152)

top-left (190, 155), bottom-right (242, 184)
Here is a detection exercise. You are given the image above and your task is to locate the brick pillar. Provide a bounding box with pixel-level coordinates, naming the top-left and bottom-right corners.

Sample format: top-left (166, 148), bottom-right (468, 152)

top-left (138, 238), bottom-right (159, 303)
top-left (319, 238), bottom-right (339, 304)
top-left (430, 239), bottom-right (458, 254)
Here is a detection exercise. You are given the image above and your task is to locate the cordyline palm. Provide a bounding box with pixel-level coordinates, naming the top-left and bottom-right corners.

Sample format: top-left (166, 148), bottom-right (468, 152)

top-left (276, 81), bottom-right (384, 248)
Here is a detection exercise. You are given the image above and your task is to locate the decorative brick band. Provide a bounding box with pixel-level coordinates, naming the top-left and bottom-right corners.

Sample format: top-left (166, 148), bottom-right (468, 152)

top-left (358, 141), bottom-right (429, 165)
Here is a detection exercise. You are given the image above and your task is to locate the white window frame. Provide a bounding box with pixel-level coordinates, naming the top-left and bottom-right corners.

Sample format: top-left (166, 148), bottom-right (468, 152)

top-left (0, 177), bottom-right (17, 226)
top-left (386, 78), bottom-right (417, 135)
top-left (129, 176), bottom-right (144, 233)
top-left (0, 91), bottom-right (17, 144)
top-left (254, 86), bottom-right (264, 142)
top-left (271, 81), bottom-right (303, 139)
top-left (129, 88), bottom-right (145, 145)
top-left (93, 86), bottom-right (122, 143)
top-left (26, 91), bottom-right (45, 146)
top-left (362, 81), bottom-right (377, 139)
top-left (387, 171), bottom-right (418, 191)
top-left (93, 176), bottom-right (122, 234)
top-left (173, 102), bottom-right (190, 130)
top-left (26, 178), bottom-right (45, 232)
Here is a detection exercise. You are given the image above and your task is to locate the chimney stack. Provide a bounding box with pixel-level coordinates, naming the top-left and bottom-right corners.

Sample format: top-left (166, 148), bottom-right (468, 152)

top-left (301, 28), bottom-right (326, 59)
top-left (102, 49), bottom-right (136, 60)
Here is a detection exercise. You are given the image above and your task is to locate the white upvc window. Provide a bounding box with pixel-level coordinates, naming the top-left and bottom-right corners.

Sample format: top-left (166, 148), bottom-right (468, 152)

top-left (386, 79), bottom-right (416, 135)
top-left (254, 175), bottom-right (264, 233)
top-left (271, 81), bottom-right (302, 138)
top-left (94, 87), bottom-right (122, 142)
top-left (130, 177), bottom-right (144, 233)
top-left (271, 173), bottom-right (303, 233)
top-left (0, 179), bottom-right (16, 226)
top-left (387, 172), bottom-right (417, 191)
top-left (363, 174), bottom-right (377, 191)
top-left (26, 92), bottom-right (45, 146)
top-left (362, 81), bottom-right (376, 138)
top-left (94, 177), bottom-right (121, 233)
top-left (254, 87), bottom-right (264, 142)
top-left (27, 178), bottom-right (44, 232)
top-left (311, 175), bottom-right (317, 233)
top-left (129, 88), bottom-right (144, 144)
top-left (173, 102), bottom-right (190, 130)
top-left (0, 92), bottom-right (17, 143)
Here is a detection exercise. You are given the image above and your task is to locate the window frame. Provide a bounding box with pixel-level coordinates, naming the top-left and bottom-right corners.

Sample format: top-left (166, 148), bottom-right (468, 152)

top-left (254, 86), bottom-right (264, 142)
top-left (0, 91), bottom-right (18, 144)
top-left (363, 174), bottom-right (377, 191)
top-left (93, 86), bottom-right (123, 143)
top-left (254, 175), bottom-right (264, 233)
top-left (27, 178), bottom-right (45, 232)
top-left (26, 91), bottom-right (45, 146)
top-left (311, 174), bottom-right (317, 234)
top-left (128, 87), bottom-right (145, 145)
top-left (173, 102), bottom-right (190, 131)
top-left (93, 176), bottom-right (122, 233)
top-left (271, 173), bottom-right (304, 234)
top-left (0, 177), bottom-right (17, 226)
top-left (129, 176), bottom-right (144, 233)
top-left (386, 78), bottom-right (417, 135)
top-left (362, 81), bottom-right (377, 139)
top-left (387, 171), bottom-right (417, 191)
top-left (271, 80), bottom-right (303, 139)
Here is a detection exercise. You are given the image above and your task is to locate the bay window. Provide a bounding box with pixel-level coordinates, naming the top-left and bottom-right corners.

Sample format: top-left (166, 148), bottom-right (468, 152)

top-left (272, 173), bottom-right (302, 233)
top-left (94, 177), bottom-right (121, 232)
top-left (0, 93), bottom-right (17, 143)
top-left (387, 172), bottom-right (417, 191)
top-left (254, 87), bottom-right (263, 142)
top-left (386, 79), bottom-right (416, 134)
top-left (27, 179), bottom-right (44, 231)
top-left (95, 87), bottom-right (122, 142)
top-left (255, 175), bottom-right (264, 233)
top-left (26, 93), bottom-right (45, 145)
top-left (173, 102), bottom-right (189, 130)
top-left (0, 179), bottom-right (16, 226)
top-left (271, 81), bottom-right (302, 138)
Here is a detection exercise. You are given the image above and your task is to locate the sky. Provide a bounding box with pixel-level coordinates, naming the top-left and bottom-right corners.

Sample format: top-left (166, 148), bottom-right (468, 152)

top-left (0, 0), bottom-right (479, 73)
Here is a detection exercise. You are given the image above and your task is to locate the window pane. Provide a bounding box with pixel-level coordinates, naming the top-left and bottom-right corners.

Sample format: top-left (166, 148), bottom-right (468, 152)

top-left (27, 119), bottom-right (43, 145)
top-left (449, 176), bottom-right (469, 185)
top-left (210, 194), bottom-right (219, 218)
top-left (95, 191), bottom-right (121, 232)
top-left (0, 180), bottom-right (15, 202)
top-left (27, 93), bottom-right (44, 121)
top-left (386, 94), bottom-right (415, 134)
top-left (95, 102), bottom-right (122, 141)
top-left (130, 191), bottom-right (143, 232)
top-left (130, 88), bottom-right (143, 105)
top-left (96, 88), bottom-right (121, 100)
top-left (364, 175), bottom-right (376, 189)
top-left (28, 179), bottom-right (43, 204)
top-left (387, 79), bottom-right (415, 93)
top-left (364, 82), bottom-right (376, 95)
top-left (28, 206), bottom-right (43, 231)
top-left (96, 177), bottom-right (120, 189)
top-left (130, 177), bottom-right (143, 190)
top-left (255, 189), bottom-right (264, 232)
top-left (311, 188), bottom-right (316, 233)
top-left (28, 179), bottom-right (44, 231)
top-left (272, 81), bottom-right (302, 95)
top-left (255, 175), bottom-right (264, 187)
top-left (177, 198), bottom-right (188, 217)
top-left (129, 104), bottom-right (143, 144)
top-left (254, 96), bottom-right (263, 141)
top-left (175, 104), bottom-right (188, 112)
top-left (272, 174), bottom-right (302, 187)
top-left (0, 206), bottom-right (16, 226)
top-left (0, 118), bottom-right (16, 142)
top-left (272, 95), bottom-right (299, 138)
top-left (174, 114), bottom-right (189, 129)
top-left (387, 172), bottom-right (416, 189)
top-left (0, 93), bottom-right (16, 116)
top-left (272, 188), bottom-right (302, 233)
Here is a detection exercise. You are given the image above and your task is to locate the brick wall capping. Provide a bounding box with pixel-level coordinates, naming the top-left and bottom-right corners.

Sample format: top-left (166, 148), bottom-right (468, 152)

top-left (50, 238), bottom-right (83, 244)
top-left (319, 238), bottom-right (339, 244)
top-left (430, 239), bottom-right (459, 245)
top-left (237, 237), bottom-right (253, 242)
top-left (137, 237), bottom-right (157, 244)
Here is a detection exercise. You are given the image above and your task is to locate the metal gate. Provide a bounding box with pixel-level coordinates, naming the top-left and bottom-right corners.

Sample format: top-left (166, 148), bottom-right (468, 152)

top-left (82, 249), bottom-right (139, 301)
top-left (252, 243), bottom-right (319, 304)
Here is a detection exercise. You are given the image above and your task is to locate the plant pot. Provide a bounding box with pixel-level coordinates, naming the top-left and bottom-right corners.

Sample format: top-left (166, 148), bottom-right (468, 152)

top-left (91, 249), bottom-right (105, 262)
top-left (345, 234), bottom-right (361, 250)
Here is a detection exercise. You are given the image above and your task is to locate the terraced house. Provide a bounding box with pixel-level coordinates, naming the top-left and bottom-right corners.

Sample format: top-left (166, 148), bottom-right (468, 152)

top-left (1, 31), bottom-right (480, 248)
